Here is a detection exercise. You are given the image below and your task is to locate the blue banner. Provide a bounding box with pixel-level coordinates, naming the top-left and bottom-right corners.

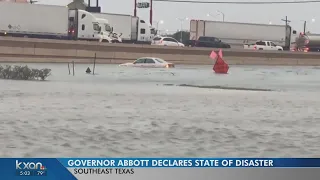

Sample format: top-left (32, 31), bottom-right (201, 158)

top-left (0, 158), bottom-right (319, 179)
top-left (0, 158), bottom-right (76, 180)
top-left (58, 158), bottom-right (320, 168)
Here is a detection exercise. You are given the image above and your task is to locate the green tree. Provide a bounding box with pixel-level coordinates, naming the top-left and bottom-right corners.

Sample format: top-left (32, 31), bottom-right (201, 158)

top-left (172, 31), bottom-right (190, 43)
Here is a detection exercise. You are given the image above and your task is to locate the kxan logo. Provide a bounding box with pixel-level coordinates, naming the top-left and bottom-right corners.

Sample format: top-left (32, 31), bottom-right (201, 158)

top-left (16, 160), bottom-right (46, 170)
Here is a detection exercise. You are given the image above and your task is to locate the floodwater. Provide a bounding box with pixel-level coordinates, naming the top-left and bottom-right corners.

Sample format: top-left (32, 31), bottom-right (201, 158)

top-left (0, 63), bottom-right (320, 157)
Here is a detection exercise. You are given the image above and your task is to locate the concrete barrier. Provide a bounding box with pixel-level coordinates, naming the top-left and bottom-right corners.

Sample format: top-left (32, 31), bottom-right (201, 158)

top-left (0, 47), bottom-right (34, 55)
top-left (35, 48), bottom-right (77, 57)
top-left (0, 37), bottom-right (320, 65)
top-left (0, 54), bottom-right (314, 66)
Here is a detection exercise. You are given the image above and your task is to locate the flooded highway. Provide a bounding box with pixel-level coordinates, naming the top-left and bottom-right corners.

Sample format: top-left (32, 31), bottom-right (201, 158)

top-left (0, 63), bottom-right (319, 157)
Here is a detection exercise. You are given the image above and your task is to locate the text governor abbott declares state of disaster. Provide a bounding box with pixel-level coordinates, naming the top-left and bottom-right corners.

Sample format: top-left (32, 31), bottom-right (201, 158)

top-left (67, 159), bottom-right (274, 167)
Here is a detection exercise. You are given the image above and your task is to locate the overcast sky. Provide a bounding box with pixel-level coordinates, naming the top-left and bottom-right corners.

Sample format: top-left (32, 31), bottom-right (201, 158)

top-left (39, 0), bottom-right (319, 33)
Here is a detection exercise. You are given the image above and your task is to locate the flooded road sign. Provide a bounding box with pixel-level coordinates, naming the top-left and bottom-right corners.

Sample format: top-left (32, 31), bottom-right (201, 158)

top-left (210, 49), bottom-right (229, 74)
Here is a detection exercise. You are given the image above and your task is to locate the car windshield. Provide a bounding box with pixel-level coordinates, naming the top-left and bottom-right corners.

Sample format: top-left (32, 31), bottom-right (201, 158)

top-left (155, 58), bottom-right (166, 63)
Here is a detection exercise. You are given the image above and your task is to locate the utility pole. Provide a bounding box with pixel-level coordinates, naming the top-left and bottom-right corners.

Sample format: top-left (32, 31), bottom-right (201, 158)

top-left (134, 0), bottom-right (137, 17)
top-left (281, 16), bottom-right (291, 50)
top-left (281, 16), bottom-right (291, 27)
top-left (281, 16), bottom-right (290, 37)
top-left (303, 20), bottom-right (306, 34)
top-left (150, 0), bottom-right (153, 25)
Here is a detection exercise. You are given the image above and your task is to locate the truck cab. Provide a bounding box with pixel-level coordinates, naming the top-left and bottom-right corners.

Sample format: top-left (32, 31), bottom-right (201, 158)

top-left (137, 19), bottom-right (154, 43)
top-left (68, 9), bottom-right (109, 42)
top-left (96, 18), bottom-right (122, 43)
top-left (244, 41), bottom-right (283, 51)
top-left (294, 33), bottom-right (320, 52)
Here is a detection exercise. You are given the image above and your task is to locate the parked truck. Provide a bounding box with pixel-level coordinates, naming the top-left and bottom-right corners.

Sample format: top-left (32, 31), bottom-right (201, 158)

top-left (0, 2), bottom-right (113, 42)
top-left (92, 12), bottom-right (156, 44)
top-left (189, 20), bottom-right (298, 50)
top-left (294, 33), bottom-right (320, 52)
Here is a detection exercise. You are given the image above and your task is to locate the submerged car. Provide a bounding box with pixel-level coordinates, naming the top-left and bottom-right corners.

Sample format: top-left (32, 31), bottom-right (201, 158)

top-left (119, 57), bottom-right (175, 68)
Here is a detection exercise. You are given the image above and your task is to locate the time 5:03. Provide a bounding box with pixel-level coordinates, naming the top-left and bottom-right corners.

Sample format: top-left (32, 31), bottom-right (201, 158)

top-left (16, 170), bottom-right (33, 176)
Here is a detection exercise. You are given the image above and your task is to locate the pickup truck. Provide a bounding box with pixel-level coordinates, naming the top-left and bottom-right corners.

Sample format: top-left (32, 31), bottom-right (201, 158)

top-left (244, 41), bottom-right (283, 51)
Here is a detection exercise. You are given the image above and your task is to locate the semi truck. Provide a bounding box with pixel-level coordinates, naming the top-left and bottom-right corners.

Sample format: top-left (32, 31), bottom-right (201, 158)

top-left (294, 33), bottom-right (320, 52)
top-left (0, 2), bottom-right (113, 42)
top-left (189, 20), bottom-right (298, 50)
top-left (92, 12), bottom-right (156, 44)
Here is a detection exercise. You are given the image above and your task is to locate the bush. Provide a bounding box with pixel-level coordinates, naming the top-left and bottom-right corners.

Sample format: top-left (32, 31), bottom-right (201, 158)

top-left (0, 65), bottom-right (51, 81)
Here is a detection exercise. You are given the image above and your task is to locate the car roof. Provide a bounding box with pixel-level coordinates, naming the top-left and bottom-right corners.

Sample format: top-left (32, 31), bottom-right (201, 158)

top-left (137, 57), bottom-right (166, 61)
top-left (153, 36), bottom-right (177, 40)
top-left (161, 37), bottom-right (175, 39)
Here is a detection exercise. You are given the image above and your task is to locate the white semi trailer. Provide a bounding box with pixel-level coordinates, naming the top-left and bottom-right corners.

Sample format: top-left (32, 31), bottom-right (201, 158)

top-left (0, 2), bottom-right (112, 42)
top-left (92, 12), bottom-right (156, 44)
top-left (189, 20), bottom-right (298, 50)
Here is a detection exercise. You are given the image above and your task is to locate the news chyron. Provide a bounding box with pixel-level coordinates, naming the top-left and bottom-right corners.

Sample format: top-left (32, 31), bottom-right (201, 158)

top-left (16, 160), bottom-right (47, 176)
top-left (73, 168), bottom-right (134, 175)
top-left (70, 159), bottom-right (134, 175)
top-left (15, 159), bottom-right (135, 176)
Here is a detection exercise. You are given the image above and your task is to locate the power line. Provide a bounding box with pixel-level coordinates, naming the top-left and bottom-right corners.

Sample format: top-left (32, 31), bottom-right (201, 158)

top-left (153, 0), bottom-right (320, 4)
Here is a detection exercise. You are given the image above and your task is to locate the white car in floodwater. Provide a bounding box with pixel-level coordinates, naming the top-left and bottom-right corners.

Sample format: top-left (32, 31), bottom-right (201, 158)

top-left (119, 57), bottom-right (175, 68)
